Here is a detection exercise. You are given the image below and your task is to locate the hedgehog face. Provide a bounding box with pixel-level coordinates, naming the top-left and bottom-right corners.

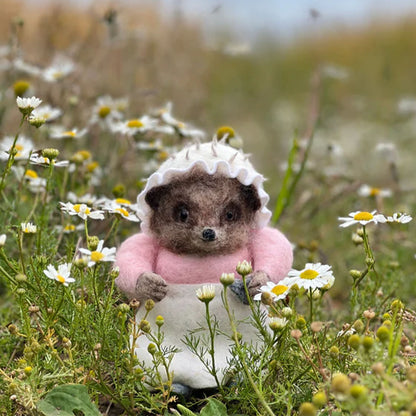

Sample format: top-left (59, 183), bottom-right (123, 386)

top-left (145, 167), bottom-right (261, 256)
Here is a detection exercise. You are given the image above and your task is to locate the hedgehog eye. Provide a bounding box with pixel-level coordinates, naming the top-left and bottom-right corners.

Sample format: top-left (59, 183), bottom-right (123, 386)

top-left (174, 205), bottom-right (189, 222)
top-left (224, 205), bottom-right (240, 222)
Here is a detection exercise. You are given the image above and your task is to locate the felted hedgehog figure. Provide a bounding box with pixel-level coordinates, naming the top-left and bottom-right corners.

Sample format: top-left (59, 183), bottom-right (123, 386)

top-left (115, 140), bottom-right (293, 393)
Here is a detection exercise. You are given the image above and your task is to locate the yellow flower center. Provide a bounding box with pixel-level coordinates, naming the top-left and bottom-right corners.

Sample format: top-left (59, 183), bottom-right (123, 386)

top-left (87, 161), bottom-right (99, 172)
top-left (127, 119), bottom-right (144, 128)
top-left (15, 144), bottom-right (24, 151)
top-left (13, 80), bottom-right (30, 96)
top-left (271, 285), bottom-right (289, 296)
top-left (370, 188), bottom-right (380, 196)
top-left (216, 126), bottom-right (235, 140)
top-left (91, 251), bottom-right (104, 263)
top-left (53, 71), bottom-right (63, 80)
top-left (57, 274), bottom-right (66, 283)
top-left (25, 169), bottom-right (38, 179)
top-left (115, 198), bottom-right (131, 205)
top-left (176, 121), bottom-right (186, 128)
top-left (98, 106), bottom-right (111, 118)
top-left (115, 207), bottom-right (129, 217)
top-left (64, 225), bottom-right (75, 232)
top-left (157, 150), bottom-right (169, 162)
top-left (300, 269), bottom-right (319, 280)
top-left (353, 212), bottom-right (374, 221)
top-left (73, 204), bottom-right (91, 215)
top-left (63, 131), bottom-right (76, 137)
top-left (77, 150), bottom-right (91, 160)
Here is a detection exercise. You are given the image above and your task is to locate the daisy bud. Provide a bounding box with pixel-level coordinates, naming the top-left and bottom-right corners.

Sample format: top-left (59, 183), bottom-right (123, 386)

top-left (112, 184), bottom-right (125, 198)
top-left (8, 324), bottom-right (18, 335)
top-left (94, 343), bottom-right (102, 351)
top-left (13, 80), bottom-right (30, 97)
top-left (260, 291), bottom-right (273, 306)
top-left (236, 260), bottom-right (252, 276)
top-left (362, 336), bottom-right (374, 351)
top-left (28, 305), bottom-right (40, 314)
top-left (376, 326), bottom-right (390, 343)
top-left (349, 270), bottom-right (362, 280)
top-left (147, 343), bottom-right (157, 355)
top-left (220, 272), bottom-right (235, 287)
top-left (268, 317), bottom-right (288, 332)
top-left (331, 373), bottom-right (351, 394)
top-left (62, 337), bottom-right (72, 349)
top-left (352, 319), bottom-right (365, 333)
top-left (42, 148), bottom-right (59, 160)
top-left (365, 257), bottom-right (375, 267)
top-left (296, 316), bottom-right (306, 329)
top-left (31, 340), bottom-right (41, 353)
top-left (383, 319), bottom-right (392, 328)
top-left (356, 228), bottom-right (364, 237)
top-left (110, 266), bottom-right (120, 279)
top-left (349, 384), bottom-right (367, 401)
top-left (352, 233), bottom-right (364, 245)
top-left (28, 115), bottom-right (45, 128)
top-left (145, 299), bottom-right (155, 311)
top-left (299, 402), bottom-right (317, 416)
top-left (155, 315), bottom-right (164, 327)
top-left (347, 334), bottom-right (361, 350)
top-left (87, 236), bottom-right (99, 251)
top-left (196, 285), bottom-right (215, 303)
top-left (391, 299), bottom-right (404, 312)
top-left (383, 313), bottom-right (391, 320)
top-left (401, 336), bottom-right (409, 347)
top-left (16, 96), bottom-right (42, 116)
top-left (118, 303), bottom-right (130, 313)
top-left (329, 346), bottom-right (339, 358)
top-left (16, 288), bottom-right (26, 295)
top-left (312, 391), bottom-right (327, 408)
top-left (139, 320), bottom-right (151, 333)
top-left (281, 307), bottom-right (293, 318)
top-left (216, 126), bottom-right (235, 140)
top-left (74, 257), bottom-right (88, 269)
top-left (24, 366), bottom-right (33, 376)
top-left (15, 273), bottom-right (27, 283)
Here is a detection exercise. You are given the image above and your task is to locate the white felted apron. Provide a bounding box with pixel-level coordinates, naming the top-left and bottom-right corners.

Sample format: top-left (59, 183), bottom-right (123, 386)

top-left (133, 283), bottom-right (261, 389)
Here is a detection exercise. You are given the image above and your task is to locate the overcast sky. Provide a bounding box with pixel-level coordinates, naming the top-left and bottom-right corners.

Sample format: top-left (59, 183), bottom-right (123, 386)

top-left (158, 0), bottom-right (416, 41)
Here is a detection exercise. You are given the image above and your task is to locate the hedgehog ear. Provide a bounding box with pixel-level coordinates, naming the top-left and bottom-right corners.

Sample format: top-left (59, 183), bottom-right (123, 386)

top-left (240, 184), bottom-right (261, 212)
top-left (145, 185), bottom-right (169, 210)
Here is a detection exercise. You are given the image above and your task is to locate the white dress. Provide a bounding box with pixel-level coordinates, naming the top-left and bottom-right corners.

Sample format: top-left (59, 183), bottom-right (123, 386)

top-left (133, 283), bottom-right (262, 389)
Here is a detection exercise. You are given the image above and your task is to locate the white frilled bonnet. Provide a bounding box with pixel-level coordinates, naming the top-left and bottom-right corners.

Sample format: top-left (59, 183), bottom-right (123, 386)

top-left (137, 141), bottom-right (272, 234)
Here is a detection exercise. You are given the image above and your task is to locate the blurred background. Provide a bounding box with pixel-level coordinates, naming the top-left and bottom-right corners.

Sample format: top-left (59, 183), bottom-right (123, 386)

top-left (1, 0), bottom-right (416, 300)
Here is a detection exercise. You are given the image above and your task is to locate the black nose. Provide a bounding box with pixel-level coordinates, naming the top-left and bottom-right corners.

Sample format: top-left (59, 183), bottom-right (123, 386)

top-left (202, 228), bottom-right (216, 241)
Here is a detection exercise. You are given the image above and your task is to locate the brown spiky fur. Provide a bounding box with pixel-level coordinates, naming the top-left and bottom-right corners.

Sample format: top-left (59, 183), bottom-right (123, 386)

top-left (145, 167), bottom-right (261, 256)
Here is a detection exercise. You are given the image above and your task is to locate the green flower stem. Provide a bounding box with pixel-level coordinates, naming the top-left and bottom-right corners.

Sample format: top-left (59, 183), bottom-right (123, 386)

top-left (0, 115), bottom-right (25, 193)
top-left (104, 216), bottom-right (120, 242)
top-left (309, 288), bottom-right (314, 322)
top-left (204, 301), bottom-right (223, 393)
top-left (222, 286), bottom-right (276, 416)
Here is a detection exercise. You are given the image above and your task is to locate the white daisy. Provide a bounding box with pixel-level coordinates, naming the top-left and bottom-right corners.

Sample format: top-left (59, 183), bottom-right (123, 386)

top-left (49, 126), bottom-right (87, 140)
top-left (16, 96), bottom-right (42, 115)
top-left (101, 200), bottom-right (140, 222)
top-left (338, 211), bottom-right (387, 228)
top-left (286, 263), bottom-right (335, 291)
top-left (12, 58), bottom-right (42, 77)
top-left (375, 142), bottom-right (398, 164)
top-left (44, 263), bottom-right (75, 286)
top-left (90, 95), bottom-right (123, 125)
top-left (29, 104), bottom-right (62, 123)
top-left (59, 202), bottom-right (105, 220)
top-left (253, 278), bottom-right (292, 301)
top-left (268, 317), bottom-right (288, 331)
top-left (67, 192), bottom-right (98, 206)
top-left (386, 213), bottom-right (413, 224)
top-left (21, 222), bottom-right (37, 233)
top-left (24, 169), bottom-right (46, 192)
top-left (30, 154), bottom-right (69, 167)
top-left (79, 240), bottom-right (116, 267)
top-left (0, 135), bottom-right (34, 161)
top-left (196, 284), bottom-right (216, 303)
top-left (111, 115), bottom-right (158, 136)
top-left (358, 185), bottom-right (392, 198)
top-left (42, 56), bottom-right (75, 82)
top-left (55, 223), bottom-right (84, 234)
